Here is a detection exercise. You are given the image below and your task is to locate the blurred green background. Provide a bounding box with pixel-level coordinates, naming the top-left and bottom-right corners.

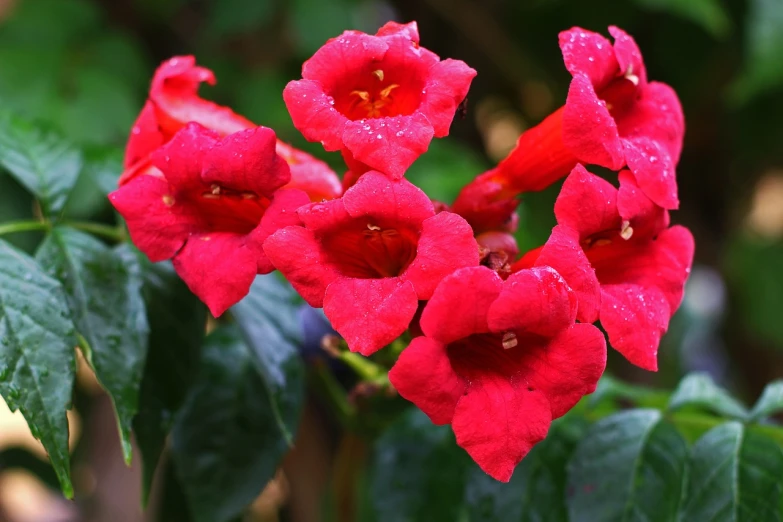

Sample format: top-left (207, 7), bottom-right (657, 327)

top-left (0, 0), bottom-right (782, 520)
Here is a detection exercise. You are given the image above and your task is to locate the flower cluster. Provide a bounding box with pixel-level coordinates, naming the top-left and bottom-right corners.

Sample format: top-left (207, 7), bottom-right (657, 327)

top-left (110, 22), bottom-right (693, 481)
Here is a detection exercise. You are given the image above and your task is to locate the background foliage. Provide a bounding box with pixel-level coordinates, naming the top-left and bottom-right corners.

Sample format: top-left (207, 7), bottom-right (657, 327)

top-left (0, 0), bottom-right (782, 521)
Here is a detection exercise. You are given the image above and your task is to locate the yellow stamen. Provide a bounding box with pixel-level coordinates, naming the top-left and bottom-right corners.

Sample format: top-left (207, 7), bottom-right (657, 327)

top-left (350, 90), bottom-right (370, 101)
top-left (372, 69), bottom-right (384, 81)
top-left (162, 195), bottom-right (175, 206)
top-left (367, 223), bottom-right (381, 231)
top-left (211, 184), bottom-right (221, 195)
top-left (593, 239), bottom-right (612, 247)
top-left (380, 84), bottom-right (400, 98)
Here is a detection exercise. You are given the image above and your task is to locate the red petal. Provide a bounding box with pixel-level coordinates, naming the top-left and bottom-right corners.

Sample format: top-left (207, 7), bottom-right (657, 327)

top-left (253, 189), bottom-right (311, 273)
top-left (488, 266), bottom-right (577, 337)
top-left (202, 126), bottom-right (290, 197)
top-left (599, 284), bottom-right (670, 371)
top-left (283, 79), bottom-right (349, 151)
top-left (523, 324), bottom-right (606, 418)
top-left (554, 165), bottom-right (620, 237)
top-left (263, 226), bottom-right (339, 307)
top-left (535, 225), bottom-right (601, 323)
top-left (419, 266), bottom-right (504, 344)
top-left (562, 74), bottom-right (624, 171)
top-left (452, 379), bottom-right (551, 482)
top-left (151, 123), bottom-right (219, 190)
top-left (297, 198), bottom-right (352, 233)
top-left (418, 59), bottom-right (477, 137)
top-left (622, 137), bottom-right (679, 210)
top-left (342, 171), bottom-right (435, 225)
top-left (608, 26), bottom-right (647, 87)
top-left (150, 56), bottom-right (254, 136)
top-left (559, 27), bottom-right (619, 91)
top-left (124, 101), bottom-right (165, 169)
top-left (617, 170), bottom-right (669, 238)
top-left (403, 212), bottom-right (480, 300)
top-left (323, 277), bottom-right (418, 355)
top-left (376, 21), bottom-right (420, 43)
top-left (342, 114), bottom-right (435, 179)
top-left (172, 232), bottom-right (258, 317)
top-left (301, 32), bottom-right (389, 90)
top-left (109, 176), bottom-right (194, 262)
top-left (388, 337), bottom-right (466, 425)
top-left (277, 142), bottom-right (342, 201)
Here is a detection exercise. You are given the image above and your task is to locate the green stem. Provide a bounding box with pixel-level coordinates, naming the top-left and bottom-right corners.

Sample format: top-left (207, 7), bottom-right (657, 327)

top-left (0, 220), bottom-right (49, 237)
top-left (66, 221), bottom-right (127, 242)
top-left (311, 363), bottom-right (355, 427)
top-left (337, 352), bottom-right (385, 381)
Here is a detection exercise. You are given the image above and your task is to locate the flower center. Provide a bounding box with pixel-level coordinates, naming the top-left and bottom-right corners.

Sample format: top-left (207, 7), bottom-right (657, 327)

top-left (447, 331), bottom-right (543, 386)
top-left (349, 83), bottom-right (401, 118)
top-left (331, 66), bottom-right (425, 120)
top-left (319, 221), bottom-right (419, 279)
top-left (169, 183), bottom-right (269, 235)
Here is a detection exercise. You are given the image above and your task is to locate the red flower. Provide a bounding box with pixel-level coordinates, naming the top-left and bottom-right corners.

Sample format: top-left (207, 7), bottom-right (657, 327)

top-left (492, 26), bottom-right (684, 209)
top-left (513, 165), bottom-right (694, 371)
top-left (119, 55), bottom-right (341, 202)
top-left (389, 266), bottom-right (606, 482)
top-left (283, 21), bottom-right (476, 179)
top-left (263, 171), bottom-right (480, 355)
top-left (110, 123), bottom-right (308, 317)
top-left (450, 168), bottom-right (519, 234)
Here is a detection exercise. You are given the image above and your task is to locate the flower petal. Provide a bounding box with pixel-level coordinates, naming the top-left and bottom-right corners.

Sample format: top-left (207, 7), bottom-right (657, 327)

top-left (263, 226), bottom-right (339, 307)
top-left (535, 225), bottom-right (601, 323)
top-left (608, 26), bottom-right (647, 87)
top-left (172, 232), bottom-right (258, 317)
top-left (124, 101), bottom-right (165, 169)
top-left (150, 56), bottom-right (254, 136)
top-left (562, 74), bottom-right (624, 171)
top-left (403, 212), bottom-right (480, 300)
top-left (203, 126), bottom-right (290, 196)
top-left (283, 79), bottom-right (349, 151)
top-left (554, 165), bottom-right (620, 238)
top-left (323, 277), bottom-right (418, 355)
top-left (418, 59), bottom-right (477, 137)
top-left (389, 337), bottom-right (466, 425)
top-left (559, 27), bottom-right (619, 91)
top-left (109, 176), bottom-right (194, 262)
top-left (616, 170), bottom-right (669, 238)
top-left (301, 31), bottom-right (389, 89)
top-left (253, 188), bottom-right (311, 273)
top-left (522, 323), bottom-right (606, 418)
top-left (599, 284), bottom-right (670, 371)
top-left (622, 137), bottom-right (679, 210)
top-left (342, 114), bottom-right (435, 179)
top-left (452, 378), bottom-right (551, 482)
top-left (342, 171), bottom-right (435, 224)
top-left (488, 266), bottom-right (577, 337)
top-left (420, 266), bottom-right (504, 345)
top-left (151, 123), bottom-right (219, 190)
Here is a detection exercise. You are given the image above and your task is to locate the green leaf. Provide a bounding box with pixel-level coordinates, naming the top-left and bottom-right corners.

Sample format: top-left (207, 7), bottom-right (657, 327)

top-left (730, 0), bottom-right (783, 103)
top-left (370, 408), bottom-right (470, 522)
top-left (36, 227), bottom-right (148, 463)
top-left (115, 246), bottom-right (206, 503)
top-left (566, 409), bottom-right (688, 522)
top-left (668, 372), bottom-right (748, 420)
top-left (0, 112), bottom-right (82, 216)
top-left (171, 326), bottom-right (298, 522)
top-left (680, 422), bottom-right (783, 521)
top-left (632, 0), bottom-right (731, 38)
top-left (230, 274), bottom-right (306, 446)
top-left (749, 380), bottom-right (783, 422)
top-left (466, 414), bottom-right (589, 522)
top-left (0, 239), bottom-right (76, 497)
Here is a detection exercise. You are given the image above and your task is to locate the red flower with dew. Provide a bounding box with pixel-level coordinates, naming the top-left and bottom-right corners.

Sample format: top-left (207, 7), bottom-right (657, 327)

top-left (468, 26), bottom-right (683, 213)
top-left (110, 123), bottom-right (309, 317)
top-left (283, 21), bottom-right (476, 179)
top-left (263, 171), bottom-right (480, 355)
top-left (120, 55), bottom-right (341, 202)
top-left (513, 164), bottom-right (694, 371)
top-left (389, 265), bottom-right (606, 482)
